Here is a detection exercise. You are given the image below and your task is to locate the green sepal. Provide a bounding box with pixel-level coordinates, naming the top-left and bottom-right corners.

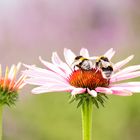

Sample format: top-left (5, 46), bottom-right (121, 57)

top-left (69, 93), bottom-right (108, 108)
top-left (0, 87), bottom-right (18, 107)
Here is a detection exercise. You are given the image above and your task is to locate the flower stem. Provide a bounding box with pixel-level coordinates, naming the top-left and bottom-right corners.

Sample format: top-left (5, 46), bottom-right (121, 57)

top-left (0, 105), bottom-right (3, 140)
top-left (81, 99), bottom-right (93, 140)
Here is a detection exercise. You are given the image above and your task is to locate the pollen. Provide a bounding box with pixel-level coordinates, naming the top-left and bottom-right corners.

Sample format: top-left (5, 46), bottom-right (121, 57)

top-left (69, 69), bottom-right (109, 90)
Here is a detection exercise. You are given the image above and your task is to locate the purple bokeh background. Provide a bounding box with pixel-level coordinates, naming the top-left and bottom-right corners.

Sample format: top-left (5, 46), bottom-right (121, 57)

top-left (0, 0), bottom-right (138, 66)
top-left (0, 1), bottom-right (140, 139)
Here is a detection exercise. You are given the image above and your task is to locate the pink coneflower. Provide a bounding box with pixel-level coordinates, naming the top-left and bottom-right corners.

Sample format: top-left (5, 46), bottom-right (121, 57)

top-left (24, 48), bottom-right (140, 100)
top-left (24, 48), bottom-right (140, 140)
top-left (0, 63), bottom-right (26, 106)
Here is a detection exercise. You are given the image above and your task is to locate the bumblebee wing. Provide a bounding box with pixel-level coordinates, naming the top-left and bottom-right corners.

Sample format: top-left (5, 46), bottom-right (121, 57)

top-left (88, 56), bottom-right (98, 60)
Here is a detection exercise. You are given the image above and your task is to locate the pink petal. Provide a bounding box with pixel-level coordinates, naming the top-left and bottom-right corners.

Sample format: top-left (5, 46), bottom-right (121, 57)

top-left (80, 48), bottom-right (89, 58)
top-left (25, 77), bottom-right (69, 86)
top-left (24, 65), bottom-right (55, 76)
top-left (109, 87), bottom-right (133, 96)
top-left (95, 87), bottom-right (112, 94)
top-left (87, 89), bottom-right (97, 97)
top-left (110, 82), bottom-right (140, 87)
top-left (122, 87), bottom-right (140, 93)
top-left (39, 56), bottom-right (66, 78)
top-left (104, 48), bottom-right (115, 60)
top-left (110, 83), bottom-right (140, 93)
top-left (112, 65), bottom-right (140, 79)
top-left (32, 85), bottom-right (73, 94)
top-left (51, 52), bottom-right (72, 76)
top-left (113, 55), bottom-right (134, 71)
top-left (51, 52), bottom-right (63, 65)
top-left (96, 86), bottom-right (133, 96)
top-left (71, 88), bottom-right (86, 96)
top-left (110, 71), bottom-right (140, 83)
top-left (64, 48), bottom-right (76, 66)
top-left (23, 65), bottom-right (68, 83)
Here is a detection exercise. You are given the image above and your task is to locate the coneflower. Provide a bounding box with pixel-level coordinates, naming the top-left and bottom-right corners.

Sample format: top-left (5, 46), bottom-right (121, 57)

top-left (24, 48), bottom-right (140, 140)
top-left (0, 63), bottom-right (26, 140)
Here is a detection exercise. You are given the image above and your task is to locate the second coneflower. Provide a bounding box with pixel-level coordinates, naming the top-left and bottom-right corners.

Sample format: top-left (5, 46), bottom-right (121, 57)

top-left (0, 63), bottom-right (26, 106)
top-left (24, 48), bottom-right (140, 140)
top-left (0, 63), bottom-right (26, 140)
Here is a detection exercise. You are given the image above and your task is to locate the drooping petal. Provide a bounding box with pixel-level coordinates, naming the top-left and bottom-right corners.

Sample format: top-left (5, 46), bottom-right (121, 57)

top-left (110, 82), bottom-right (140, 93)
top-left (110, 82), bottom-right (140, 87)
top-left (111, 65), bottom-right (140, 79)
top-left (64, 48), bottom-right (76, 66)
top-left (26, 77), bottom-right (70, 88)
top-left (121, 87), bottom-right (140, 93)
top-left (24, 69), bottom-right (60, 80)
top-left (110, 71), bottom-right (140, 83)
top-left (80, 48), bottom-right (89, 58)
top-left (87, 89), bottom-right (97, 97)
top-left (25, 77), bottom-right (69, 86)
top-left (23, 64), bottom-right (68, 83)
top-left (109, 87), bottom-right (133, 96)
top-left (71, 88), bottom-right (86, 96)
top-left (32, 84), bottom-right (74, 94)
top-left (95, 87), bottom-right (112, 94)
top-left (113, 55), bottom-right (134, 71)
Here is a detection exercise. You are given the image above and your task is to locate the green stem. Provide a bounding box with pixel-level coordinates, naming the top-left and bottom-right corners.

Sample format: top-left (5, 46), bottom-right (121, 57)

top-left (81, 99), bottom-right (93, 140)
top-left (0, 106), bottom-right (3, 140)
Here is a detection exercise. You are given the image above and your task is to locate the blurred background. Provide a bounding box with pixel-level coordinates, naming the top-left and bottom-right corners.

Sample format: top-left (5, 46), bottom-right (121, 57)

top-left (0, 0), bottom-right (140, 140)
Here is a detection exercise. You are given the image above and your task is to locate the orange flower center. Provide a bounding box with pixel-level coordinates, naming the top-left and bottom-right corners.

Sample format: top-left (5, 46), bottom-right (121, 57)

top-left (0, 78), bottom-right (15, 90)
top-left (69, 69), bottom-right (109, 90)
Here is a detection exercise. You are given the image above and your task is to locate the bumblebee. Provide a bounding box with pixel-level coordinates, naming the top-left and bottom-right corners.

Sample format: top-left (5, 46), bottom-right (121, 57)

top-left (72, 56), bottom-right (93, 70)
top-left (95, 56), bottom-right (113, 79)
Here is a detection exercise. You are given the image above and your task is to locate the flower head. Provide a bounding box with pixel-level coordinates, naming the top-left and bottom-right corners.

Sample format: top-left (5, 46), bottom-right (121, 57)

top-left (0, 63), bottom-right (26, 106)
top-left (24, 48), bottom-right (140, 107)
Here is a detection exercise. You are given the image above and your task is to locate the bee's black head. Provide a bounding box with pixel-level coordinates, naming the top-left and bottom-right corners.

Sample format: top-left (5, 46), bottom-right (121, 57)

top-left (75, 56), bottom-right (83, 60)
top-left (100, 56), bottom-right (109, 62)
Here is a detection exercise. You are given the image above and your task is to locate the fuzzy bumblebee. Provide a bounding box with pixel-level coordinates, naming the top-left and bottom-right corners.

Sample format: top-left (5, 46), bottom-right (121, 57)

top-left (95, 56), bottom-right (113, 79)
top-left (72, 56), bottom-right (93, 71)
